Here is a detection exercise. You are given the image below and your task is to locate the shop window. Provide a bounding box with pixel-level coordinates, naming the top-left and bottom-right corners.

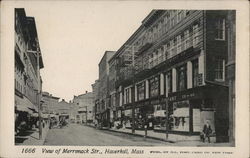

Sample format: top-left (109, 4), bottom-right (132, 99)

top-left (176, 64), bottom-right (187, 91)
top-left (172, 100), bottom-right (190, 131)
top-left (192, 59), bottom-right (199, 87)
top-left (214, 59), bottom-right (225, 81)
top-left (150, 76), bottom-right (159, 97)
top-left (215, 18), bottom-right (225, 40)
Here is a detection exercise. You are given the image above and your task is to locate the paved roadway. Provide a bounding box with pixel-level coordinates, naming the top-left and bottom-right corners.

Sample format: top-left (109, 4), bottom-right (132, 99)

top-left (44, 123), bottom-right (168, 146)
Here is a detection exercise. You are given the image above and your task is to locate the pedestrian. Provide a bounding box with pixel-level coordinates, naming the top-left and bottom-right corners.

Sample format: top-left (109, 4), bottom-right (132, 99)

top-left (202, 120), bottom-right (212, 143)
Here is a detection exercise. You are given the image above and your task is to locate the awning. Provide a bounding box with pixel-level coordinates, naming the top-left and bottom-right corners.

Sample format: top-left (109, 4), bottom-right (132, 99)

top-left (15, 95), bottom-right (38, 113)
top-left (16, 104), bottom-right (33, 113)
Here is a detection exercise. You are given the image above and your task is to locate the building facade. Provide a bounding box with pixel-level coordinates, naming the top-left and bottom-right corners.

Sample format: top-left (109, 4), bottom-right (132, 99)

top-left (96, 51), bottom-right (115, 127)
top-left (226, 11), bottom-right (236, 145)
top-left (72, 91), bottom-right (95, 124)
top-left (92, 80), bottom-right (100, 123)
top-left (15, 8), bottom-right (44, 133)
top-left (108, 10), bottom-right (233, 142)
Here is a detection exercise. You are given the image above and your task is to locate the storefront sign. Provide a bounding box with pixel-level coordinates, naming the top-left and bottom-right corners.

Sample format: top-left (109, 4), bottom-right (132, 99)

top-left (168, 89), bottom-right (200, 102)
top-left (153, 110), bottom-right (166, 117)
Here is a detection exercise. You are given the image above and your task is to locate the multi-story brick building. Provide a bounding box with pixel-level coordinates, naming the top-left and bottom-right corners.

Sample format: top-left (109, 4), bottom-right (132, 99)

top-left (92, 80), bottom-right (100, 123)
top-left (96, 51), bottom-right (115, 127)
top-left (15, 8), bottom-right (44, 133)
top-left (110, 10), bottom-right (234, 142)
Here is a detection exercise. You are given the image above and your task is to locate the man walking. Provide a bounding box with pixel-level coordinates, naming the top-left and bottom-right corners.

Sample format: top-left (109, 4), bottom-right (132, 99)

top-left (202, 120), bottom-right (212, 143)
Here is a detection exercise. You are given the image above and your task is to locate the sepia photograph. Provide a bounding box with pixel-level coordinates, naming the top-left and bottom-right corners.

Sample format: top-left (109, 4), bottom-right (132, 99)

top-left (14, 7), bottom-right (235, 147)
top-left (0, 0), bottom-right (249, 158)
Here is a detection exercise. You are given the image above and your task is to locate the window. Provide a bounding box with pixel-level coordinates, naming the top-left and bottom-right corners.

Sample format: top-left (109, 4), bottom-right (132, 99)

top-left (125, 88), bottom-right (130, 104)
top-left (192, 59), bottom-right (199, 87)
top-left (193, 24), bottom-right (199, 47)
top-left (170, 40), bottom-right (176, 57)
top-left (177, 64), bottom-right (187, 91)
top-left (149, 54), bottom-right (153, 68)
top-left (184, 29), bottom-right (191, 49)
top-left (177, 11), bottom-right (182, 23)
top-left (215, 18), bottom-right (225, 40)
top-left (137, 82), bottom-right (145, 101)
top-left (167, 70), bottom-right (172, 93)
top-left (150, 76), bottom-right (159, 97)
top-left (153, 51), bottom-right (158, 66)
top-left (176, 35), bottom-right (182, 54)
top-left (214, 59), bottom-right (225, 81)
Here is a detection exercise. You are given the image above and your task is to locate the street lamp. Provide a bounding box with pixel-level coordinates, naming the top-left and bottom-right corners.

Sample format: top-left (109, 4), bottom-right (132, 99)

top-left (28, 49), bottom-right (42, 140)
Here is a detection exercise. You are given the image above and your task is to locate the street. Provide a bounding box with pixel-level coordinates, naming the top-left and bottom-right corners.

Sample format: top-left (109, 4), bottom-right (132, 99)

top-left (44, 124), bottom-right (169, 146)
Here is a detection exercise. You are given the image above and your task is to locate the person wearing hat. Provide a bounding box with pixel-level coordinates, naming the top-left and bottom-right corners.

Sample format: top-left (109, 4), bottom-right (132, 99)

top-left (202, 120), bottom-right (212, 143)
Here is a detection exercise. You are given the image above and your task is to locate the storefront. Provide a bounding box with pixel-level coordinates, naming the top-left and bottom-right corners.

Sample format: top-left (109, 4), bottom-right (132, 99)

top-left (168, 85), bottom-right (228, 137)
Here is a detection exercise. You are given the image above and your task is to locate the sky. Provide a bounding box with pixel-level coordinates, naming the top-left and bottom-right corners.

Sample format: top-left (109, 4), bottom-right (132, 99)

top-left (22, 1), bottom-right (153, 102)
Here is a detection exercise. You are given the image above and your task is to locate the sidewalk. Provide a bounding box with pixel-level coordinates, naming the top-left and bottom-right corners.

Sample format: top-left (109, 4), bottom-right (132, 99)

top-left (15, 124), bottom-right (50, 145)
top-left (101, 127), bottom-right (231, 146)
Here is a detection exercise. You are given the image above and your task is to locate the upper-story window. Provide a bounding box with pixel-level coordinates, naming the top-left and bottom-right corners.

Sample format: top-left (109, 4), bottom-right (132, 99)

top-left (215, 18), bottom-right (225, 40)
top-left (150, 76), bottom-right (159, 97)
top-left (137, 82), bottom-right (145, 101)
top-left (184, 29), bottom-right (191, 49)
top-left (177, 11), bottom-right (182, 23)
top-left (170, 39), bottom-right (176, 57)
top-left (153, 51), bottom-right (158, 66)
top-left (214, 58), bottom-right (225, 81)
top-left (149, 54), bottom-right (153, 68)
top-left (193, 24), bottom-right (199, 47)
top-left (176, 64), bottom-right (187, 91)
top-left (124, 88), bottom-right (130, 104)
top-left (176, 35), bottom-right (182, 54)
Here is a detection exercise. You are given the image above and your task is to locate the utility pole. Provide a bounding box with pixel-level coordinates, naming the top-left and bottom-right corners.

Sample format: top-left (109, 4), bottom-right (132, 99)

top-left (131, 45), bottom-right (135, 134)
top-left (165, 99), bottom-right (169, 140)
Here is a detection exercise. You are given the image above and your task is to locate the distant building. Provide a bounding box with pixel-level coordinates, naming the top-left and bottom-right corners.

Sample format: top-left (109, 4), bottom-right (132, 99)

top-left (73, 91), bottom-right (95, 123)
top-left (92, 80), bottom-right (100, 123)
top-left (96, 51), bottom-right (115, 127)
top-left (41, 92), bottom-right (60, 114)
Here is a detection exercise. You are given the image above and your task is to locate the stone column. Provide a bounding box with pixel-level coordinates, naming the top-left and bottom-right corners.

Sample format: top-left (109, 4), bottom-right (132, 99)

top-left (172, 68), bottom-right (177, 92)
top-left (135, 84), bottom-right (137, 102)
top-left (165, 74), bottom-right (168, 97)
top-left (160, 73), bottom-right (164, 95)
top-left (187, 61), bottom-right (193, 89)
top-left (129, 87), bottom-right (132, 103)
top-left (145, 80), bottom-right (149, 99)
top-left (198, 50), bottom-right (205, 85)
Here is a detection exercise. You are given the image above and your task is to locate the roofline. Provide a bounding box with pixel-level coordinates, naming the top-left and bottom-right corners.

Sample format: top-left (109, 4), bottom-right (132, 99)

top-left (98, 51), bottom-right (116, 66)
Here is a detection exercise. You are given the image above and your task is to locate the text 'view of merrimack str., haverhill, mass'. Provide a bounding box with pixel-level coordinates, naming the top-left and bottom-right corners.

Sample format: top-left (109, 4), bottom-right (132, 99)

top-left (15, 8), bottom-right (235, 146)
